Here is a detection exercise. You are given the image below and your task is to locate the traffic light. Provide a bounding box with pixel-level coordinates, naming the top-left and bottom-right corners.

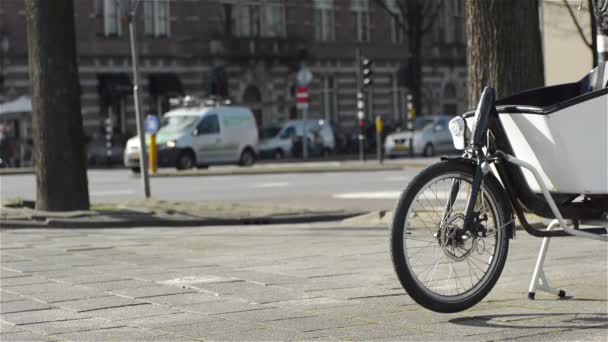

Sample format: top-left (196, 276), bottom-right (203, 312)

top-left (361, 57), bottom-right (373, 87)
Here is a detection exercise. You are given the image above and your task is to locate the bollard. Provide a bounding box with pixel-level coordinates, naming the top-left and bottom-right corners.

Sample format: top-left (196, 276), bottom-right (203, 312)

top-left (149, 134), bottom-right (157, 174)
top-left (375, 116), bottom-right (383, 164)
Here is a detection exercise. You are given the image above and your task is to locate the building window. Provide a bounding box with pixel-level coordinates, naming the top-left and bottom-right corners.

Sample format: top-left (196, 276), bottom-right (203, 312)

top-left (234, 0), bottom-right (285, 38)
top-left (314, 0), bottom-right (335, 42)
top-left (144, 0), bottom-right (170, 37)
top-left (262, 1), bottom-right (285, 37)
top-left (453, 0), bottom-right (465, 44)
top-left (103, 0), bottom-right (123, 36)
top-left (322, 75), bottom-right (338, 123)
top-left (386, 0), bottom-right (403, 44)
top-left (351, 0), bottom-right (369, 42)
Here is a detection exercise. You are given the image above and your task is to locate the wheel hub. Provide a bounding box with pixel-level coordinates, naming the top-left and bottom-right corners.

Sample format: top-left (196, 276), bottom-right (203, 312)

top-left (436, 214), bottom-right (479, 262)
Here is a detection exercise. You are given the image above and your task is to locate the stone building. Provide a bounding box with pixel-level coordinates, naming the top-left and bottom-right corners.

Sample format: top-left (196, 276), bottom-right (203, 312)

top-left (0, 0), bottom-right (466, 141)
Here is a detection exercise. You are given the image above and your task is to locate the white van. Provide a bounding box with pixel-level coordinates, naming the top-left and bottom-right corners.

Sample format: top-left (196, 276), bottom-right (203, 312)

top-left (124, 105), bottom-right (258, 171)
top-left (258, 119), bottom-right (335, 159)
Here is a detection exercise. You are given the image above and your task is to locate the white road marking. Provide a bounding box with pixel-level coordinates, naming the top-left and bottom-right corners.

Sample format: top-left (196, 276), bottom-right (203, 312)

top-left (90, 190), bottom-right (134, 196)
top-left (250, 182), bottom-right (289, 188)
top-left (333, 191), bottom-right (401, 199)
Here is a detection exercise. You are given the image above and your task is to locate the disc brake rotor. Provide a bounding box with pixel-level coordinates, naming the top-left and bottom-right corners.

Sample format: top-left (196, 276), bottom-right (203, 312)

top-left (436, 214), bottom-right (478, 262)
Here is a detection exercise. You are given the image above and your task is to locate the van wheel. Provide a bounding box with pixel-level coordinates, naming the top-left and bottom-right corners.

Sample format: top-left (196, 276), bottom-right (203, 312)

top-left (131, 167), bottom-right (140, 173)
top-left (423, 143), bottom-right (435, 157)
top-left (239, 148), bottom-right (256, 167)
top-left (176, 151), bottom-right (195, 170)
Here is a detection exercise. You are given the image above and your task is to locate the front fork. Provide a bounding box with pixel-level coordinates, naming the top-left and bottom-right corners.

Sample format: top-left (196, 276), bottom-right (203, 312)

top-left (446, 153), bottom-right (492, 234)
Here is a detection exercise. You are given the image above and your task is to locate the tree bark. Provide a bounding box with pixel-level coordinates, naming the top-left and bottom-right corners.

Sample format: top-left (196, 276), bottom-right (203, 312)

top-left (466, 0), bottom-right (545, 106)
top-left (24, 0), bottom-right (90, 211)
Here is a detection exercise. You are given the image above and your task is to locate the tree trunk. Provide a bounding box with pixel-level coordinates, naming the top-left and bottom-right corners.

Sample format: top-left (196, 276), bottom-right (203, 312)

top-left (24, 0), bottom-right (90, 211)
top-left (466, 0), bottom-right (545, 107)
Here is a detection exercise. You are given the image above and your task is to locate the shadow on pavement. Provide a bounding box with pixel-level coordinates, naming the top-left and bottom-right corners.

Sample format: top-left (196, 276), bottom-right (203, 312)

top-left (449, 312), bottom-right (608, 330)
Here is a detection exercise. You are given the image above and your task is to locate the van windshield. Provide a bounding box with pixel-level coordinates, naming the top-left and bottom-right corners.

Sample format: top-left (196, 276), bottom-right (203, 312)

top-left (158, 115), bottom-right (199, 134)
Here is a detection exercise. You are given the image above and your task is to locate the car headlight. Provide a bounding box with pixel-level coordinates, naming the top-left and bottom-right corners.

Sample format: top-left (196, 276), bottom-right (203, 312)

top-left (449, 117), bottom-right (466, 150)
top-left (166, 140), bottom-right (176, 148)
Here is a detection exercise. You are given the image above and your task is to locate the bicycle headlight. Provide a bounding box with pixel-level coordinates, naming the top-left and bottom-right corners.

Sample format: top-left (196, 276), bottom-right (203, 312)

top-left (449, 117), bottom-right (466, 150)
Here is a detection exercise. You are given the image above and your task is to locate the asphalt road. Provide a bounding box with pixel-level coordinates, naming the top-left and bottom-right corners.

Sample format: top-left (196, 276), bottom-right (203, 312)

top-left (0, 165), bottom-right (425, 212)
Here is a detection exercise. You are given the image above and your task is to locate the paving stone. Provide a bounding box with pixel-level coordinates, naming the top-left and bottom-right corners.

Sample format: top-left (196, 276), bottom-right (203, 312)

top-left (0, 299), bottom-right (51, 314)
top-left (25, 287), bottom-right (111, 304)
top-left (216, 307), bottom-right (314, 323)
top-left (51, 326), bottom-right (169, 342)
top-left (0, 321), bottom-right (24, 333)
top-left (309, 286), bottom-right (405, 300)
top-left (319, 322), bottom-right (417, 340)
top-left (160, 275), bottom-right (241, 287)
top-left (2, 282), bottom-right (74, 295)
top-left (112, 285), bottom-right (196, 299)
top-left (156, 318), bottom-right (263, 338)
top-left (53, 274), bottom-right (130, 285)
top-left (80, 279), bottom-right (151, 291)
top-left (0, 309), bottom-right (87, 325)
top-left (120, 312), bottom-right (219, 329)
top-left (271, 296), bottom-right (351, 310)
top-left (23, 317), bottom-right (124, 335)
top-left (177, 299), bottom-right (265, 315)
top-left (521, 327), bottom-right (608, 342)
top-left (53, 296), bottom-right (144, 312)
top-left (202, 327), bottom-right (332, 341)
top-left (141, 292), bottom-right (223, 306)
top-left (0, 291), bottom-right (25, 303)
top-left (28, 269), bottom-right (96, 279)
top-left (227, 270), bottom-right (305, 286)
top-left (85, 303), bottom-right (179, 321)
top-left (0, 330), bottom-right (57, 341)
top-left (1, 263), bottom-right (70, 273)
top-left (0, 276), bottom-right (50, 287)
top-left (262, 315), bottom-right (368, 332)
top-left (0, 270), bottom-right (28, 279)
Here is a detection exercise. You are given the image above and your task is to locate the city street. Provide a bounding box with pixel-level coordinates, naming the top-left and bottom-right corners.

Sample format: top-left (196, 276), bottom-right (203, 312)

top-left (1, 222), bottom-right (606, 341)
top-left (1, 163), bottom-right (426, 212)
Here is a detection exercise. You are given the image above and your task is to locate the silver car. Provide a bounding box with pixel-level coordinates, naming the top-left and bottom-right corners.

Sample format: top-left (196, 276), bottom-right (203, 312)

top-left (384, 115), bottom-right (455, 157)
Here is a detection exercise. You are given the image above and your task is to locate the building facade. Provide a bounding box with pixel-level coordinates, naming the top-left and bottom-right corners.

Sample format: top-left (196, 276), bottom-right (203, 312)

top-left (0, 0), bottom-right (466, 142)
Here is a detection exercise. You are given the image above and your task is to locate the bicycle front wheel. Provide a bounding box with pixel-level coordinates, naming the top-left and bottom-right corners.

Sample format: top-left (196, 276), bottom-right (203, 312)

top-left (390, 160), bottom-right (510, 313)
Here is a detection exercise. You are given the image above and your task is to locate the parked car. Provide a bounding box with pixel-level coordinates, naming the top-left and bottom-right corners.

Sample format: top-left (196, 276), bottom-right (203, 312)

top-left (124, 105), bottom-right (258, 172)
top-left (258, 119), bottom-right (335, 159)
top-left (384, 115), bottom-right (455, 157)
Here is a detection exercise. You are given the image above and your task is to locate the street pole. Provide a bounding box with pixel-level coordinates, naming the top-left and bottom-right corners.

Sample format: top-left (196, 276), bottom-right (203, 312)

top-left (128, 6), bottom-right (150, 198)
top-left (302, 107), bottom-right (308, 159)
top-left (407, 94), bottom-right (415, 157)
top-left (355, 48), bottom-right (365, 162)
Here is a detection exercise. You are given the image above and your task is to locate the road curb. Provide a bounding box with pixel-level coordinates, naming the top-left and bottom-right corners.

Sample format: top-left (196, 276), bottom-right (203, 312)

top-left (146, 164), bottom-right (429, 178)
top-left (0, 167), bottom-right (35, 176)
top-left (0, 212), bottom-right (362, 229)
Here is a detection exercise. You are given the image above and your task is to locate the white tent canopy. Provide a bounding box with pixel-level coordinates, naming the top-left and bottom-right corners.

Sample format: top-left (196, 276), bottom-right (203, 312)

top-left (0, 96), bottom-right (32, 116)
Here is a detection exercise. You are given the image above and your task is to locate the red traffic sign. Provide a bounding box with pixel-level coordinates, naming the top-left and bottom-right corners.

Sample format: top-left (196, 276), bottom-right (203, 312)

top-left (297, 87), bottom-right (309, 103)
top-left (297, 87), bottom-right (309, 110)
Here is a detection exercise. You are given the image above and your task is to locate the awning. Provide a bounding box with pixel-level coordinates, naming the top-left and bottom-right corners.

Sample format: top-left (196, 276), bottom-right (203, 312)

top-left (97, 73), bottom-right (133, 98)
top-left (0, 96), bottom-right (32, 118)
top-left (148, 73), bottom-right (183, 96)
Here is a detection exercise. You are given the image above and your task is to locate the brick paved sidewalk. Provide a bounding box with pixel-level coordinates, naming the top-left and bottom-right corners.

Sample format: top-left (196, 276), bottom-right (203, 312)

top-left (1, 223), bottom-right (606, 341)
